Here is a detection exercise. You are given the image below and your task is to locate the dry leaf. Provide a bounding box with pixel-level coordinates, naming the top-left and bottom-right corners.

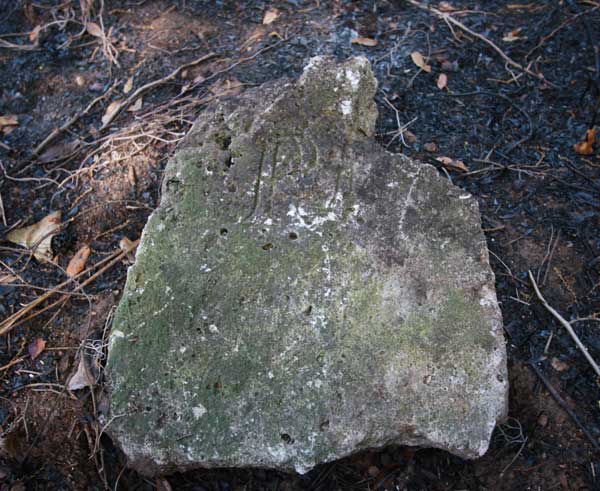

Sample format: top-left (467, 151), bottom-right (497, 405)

top-left (120, 237), bottom-right (139, 262)
top-left (66, 245), bottom-right (91, 277)
top-left (210, 78), bottom-right (243, 97)
top-left (28, 25), bottom-right (41, 43)
top-left (352, 37), bottom-right (378, 47)
top-left (502, 28), bottom-right (524, 42)
top-left (86, 22), bottom-right (104, 38)
top-left (262, 8), bottom-right (280, 25)
top-left (7, 211), bottom-right (61, 262)
top-left (37, 139), bottom-right (81, 163)
top-left (127, 97), bottom-right (143, 112)
top-left (28, 338), bottom-right (46, 360)
top-left (101, 100), bottom-right (121, 126)
top-left (156, 479), bottom-right (173, 491)
top-left (436, 156), bottom-right (469, 173)
top-left (403, 130), bottom-right (417, 144)
top-left (74, 74), bottom-right (85, 87)
top-left (438, 1), bottom-right (458, 11)
top-left (67, 356), bottom-right (96, 391)
top-left (410, 51), bottom-right (431, 72)
top-left (123, 76), bottom-right (134, 94)
top-left (424, 142), bottom-right (438, 152)
top-left (551, 357), bottom-right (569, 372)
top-left (437, 73), bottom-right (448, 90)
top-left (241, 28), bottom-right (266, 51)
top-left (0, 115), bottom-right (18, 127)
top-left (574, 128), bottom-right (595, 155)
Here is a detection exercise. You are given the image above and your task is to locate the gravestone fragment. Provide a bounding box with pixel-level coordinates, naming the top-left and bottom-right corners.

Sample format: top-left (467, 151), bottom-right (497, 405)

top-left (106, 56), bottom-right (508, 476)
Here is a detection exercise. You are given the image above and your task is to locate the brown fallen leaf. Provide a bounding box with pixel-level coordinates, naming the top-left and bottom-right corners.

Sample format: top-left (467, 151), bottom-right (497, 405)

top-left (28, 25), bottom-right (42, 43)
top-left (119, 237), bottom-right (140, 262)
top-left (86, 22), bottom-right (104, 38)
top-left (123, 76), bottom-right (134, 94)
top-left (66, 245), bottom-right (91, 277)
top-left (7, 211), bottom-right (61, 262)
top-left (352, 37), bottom-right (378, 47)
top-left (537, 412), bottom-right (549, 427)
top-left (574, 128), bottom-right (595, 155)
top-left (438, 1), bottom-right (458, 11)
top-left (210, 78), bottom-right (243, 97)
top-left (241, 28), bottom-right (266, 51)
top-left (37, 139), bottom-right (81, 164)
top-left (262, 8), bottom-right (280, 25)
top-left (410, 51), bottom-right (431, 73)
top-left (101, 100), bottom-right (121, 126)
top-left (551, 357), bottom-right (569, 372)
top-left (436, 156), bottom-right (469, 173)
top-left (127, 97), bottom-right (143, 112)
top-left (0, 115), bottom-right (19, 128)
top-left (424, 142), bottom-right (438, 152)
top-left (437, 73), bottom-right (448, 90)
top-left (67, 356), bottom-right (96, 391)
top-left (503, 28), bottom-right (524, 42)
top-left (403, 130), bottom-right (417, 144)
top-left (156, 478), bottom-right (173, 491)
top-left (28, 338), bottom-right (46, 360)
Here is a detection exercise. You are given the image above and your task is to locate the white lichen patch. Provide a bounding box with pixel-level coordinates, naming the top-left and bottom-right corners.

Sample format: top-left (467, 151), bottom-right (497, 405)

top-left (345, 67), bottom-right (361, 90)
top-left (340, 100), bottom-right (352, 115)
top-left (192, 405), bottom-right (207, 419)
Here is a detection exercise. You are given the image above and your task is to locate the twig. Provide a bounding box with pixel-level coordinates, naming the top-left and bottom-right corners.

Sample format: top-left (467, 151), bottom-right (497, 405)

top-left (0, 190), bottom-right (6, 226)
top-left (407, 0), bottom-right (555, 87)
top-left (0, 39), bottom-right (37, 51)
top-left (528, 270), bottom-right (600, 378)
top-left (0, 240), bottom-right (138, 336)
top-left (528, 359), bottom-right (600, 452)
top-left (99, 52), bottom-right (217, 130)
top-left (32, 86), bottom-right (115, 157)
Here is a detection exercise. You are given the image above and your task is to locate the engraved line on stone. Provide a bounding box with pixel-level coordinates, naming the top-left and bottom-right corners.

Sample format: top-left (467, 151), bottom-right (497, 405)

top-left (266, 141), bottom-right (280, 217)
top-left (397, 167), bottom-right (422, 235)
top-left (244, 147), bottom-right (266, 221)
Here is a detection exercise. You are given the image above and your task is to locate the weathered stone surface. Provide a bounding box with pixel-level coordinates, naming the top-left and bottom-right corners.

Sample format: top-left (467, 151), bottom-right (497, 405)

top-left (106, 56), bottom-right (508, 476)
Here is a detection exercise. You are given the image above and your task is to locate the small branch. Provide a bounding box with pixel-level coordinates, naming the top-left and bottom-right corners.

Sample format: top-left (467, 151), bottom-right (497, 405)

top-left (529, 359), bottom-right (600, 452)
top-left (32, 86), bottom-right (114, 157)
top-left (528, 270), bottom-right (600, 378)
top-left (407, 0), bottom-right (555, 87)
top-left (0, 39), bottom-right (37, 51)
top-left (99, 52), bottom-right (217, 130)
top-left (0, 240), bottom-right (138, 336)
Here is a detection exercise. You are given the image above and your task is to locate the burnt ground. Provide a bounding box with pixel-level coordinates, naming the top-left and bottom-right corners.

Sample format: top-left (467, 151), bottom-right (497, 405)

top-left (0, 0), bottom-right (599, 489)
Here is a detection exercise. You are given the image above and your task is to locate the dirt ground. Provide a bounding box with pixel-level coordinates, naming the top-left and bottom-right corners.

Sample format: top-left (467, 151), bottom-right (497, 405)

top-left (0, 0), bottom-right (599, 489)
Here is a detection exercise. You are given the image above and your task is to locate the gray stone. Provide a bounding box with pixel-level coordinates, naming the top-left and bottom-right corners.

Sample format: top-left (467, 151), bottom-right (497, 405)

top-left (105, 56), bottom-right (508, 476)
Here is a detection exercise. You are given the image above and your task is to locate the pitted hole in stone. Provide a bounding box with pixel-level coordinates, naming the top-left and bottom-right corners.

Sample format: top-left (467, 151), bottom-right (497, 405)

top-left (497, 374), bottom-right (504, 383)
top-left (220, 228), bottom-right (228, 237)
top-left (281, 433), bottom-right (294, 444)
top-left (356, 216), bottom-right (365, 224)
top-left (304, 305), bottom-right (313, 316)
top-left (216, 134), bottom-right (232, 150)
top-left (319, 420), bottom-right (330, 431)
top-left (227, 183), bottom-right (237, 193)
top-left (288, 231), bottom-right (299, 240)
top-left (262, 242), bottom-right (274, 251)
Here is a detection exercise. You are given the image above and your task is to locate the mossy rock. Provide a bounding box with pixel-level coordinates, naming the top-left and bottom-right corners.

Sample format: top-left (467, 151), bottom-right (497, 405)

top-left (105, 56), bottom-right (507, 476)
